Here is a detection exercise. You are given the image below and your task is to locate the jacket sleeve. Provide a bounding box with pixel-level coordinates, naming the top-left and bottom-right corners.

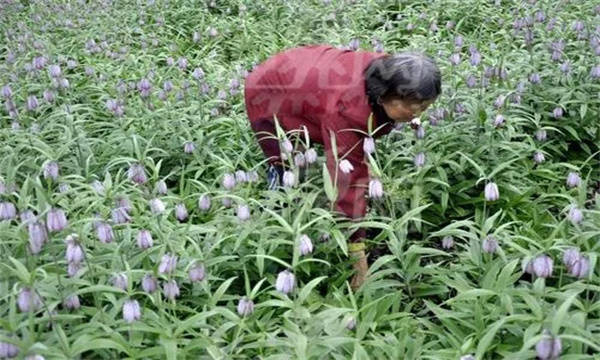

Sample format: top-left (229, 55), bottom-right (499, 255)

top-left (321, 116), bottom-right (370, 243)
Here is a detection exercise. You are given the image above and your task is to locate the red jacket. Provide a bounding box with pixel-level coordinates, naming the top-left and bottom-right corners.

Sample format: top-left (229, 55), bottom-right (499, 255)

top-left (244, 44), bottom-right (395, 241)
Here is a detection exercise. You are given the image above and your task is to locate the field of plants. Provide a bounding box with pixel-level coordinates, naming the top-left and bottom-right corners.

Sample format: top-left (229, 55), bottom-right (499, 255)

top-left (0, 0), bottom-right (599, 359)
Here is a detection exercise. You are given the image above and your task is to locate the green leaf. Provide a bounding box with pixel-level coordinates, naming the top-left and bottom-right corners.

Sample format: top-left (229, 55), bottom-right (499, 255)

top-left (297, 276), bottom-right (327, 304)
top-left (552, 290), bottom-right (581, 334)
top-left (162, 338), bottom-right (177, 360)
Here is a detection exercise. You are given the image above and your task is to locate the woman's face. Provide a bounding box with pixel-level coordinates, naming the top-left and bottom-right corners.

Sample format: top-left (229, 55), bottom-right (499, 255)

top-left (382, 98), bottom-right (436, 123)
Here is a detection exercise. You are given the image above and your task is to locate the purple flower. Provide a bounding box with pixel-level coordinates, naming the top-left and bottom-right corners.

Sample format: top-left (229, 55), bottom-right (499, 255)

top-left (0, 340), bottom-right (19, 358)
top-left (163, 80), bottom-right (173, 92)
top-left (591, 66), bottom-right (600, 79)
top-left (415, 126), bottom-right (425, 139)
top-left (449, 53), bottom-right (460, 66)
top-left (235, 170), bottom-right (248, 183)
top-left (137, 230), bottom-right (153, 249)
top-left (142, 273), bottom-right (157, 293)
top-left (158, 254), bottom-right (178, 274)
top-left (529, 73), bottom-right (541, 84)
top-left (567, 206), bottom-right (583, 224)
top-left (18, 287), bottom-right (42, 312)
top-left (123, 299), bottom-right (141, 323)
top-left (96, 222), bottom-right (114, 243)
top-left (163, 280), bottom-right (180, 300)
top-left (65, 238), bottom-right (84, 264)
top-left (175, 203), bottom-right (188, 222)
top-left (275, 270), bottom-right (295, 294)
top-left (536, 330), bottom-right (562, 360)
top-left (48, 64), bottom-right (61, 78)
top-left (532, 255), bottom-right (553, 278)
top-left (115, 196), bottom-right (132, 213)
top-left (110, 207), bottom-right (130, 225)
top-left (183, 141), bottom-right (195, 154)
top-left (236, 204), bottom-right (250, 221)
top-left (237, 297), bottom-right (254, 316)
top-left (128, 163), bottom-right (147, 184)
top-left (43, 90), bottom-right (55, 103)
top-left (533, 151), bottom-right (545, 164)
top-left (189, 264), bottom-right (206, 282)
top-left (198, 194), bottom-right (211, 212)
top-left (572, 20), bottom-right (584, 32)
top-left (0, 201), bottom-right (17, 221)
top-left (177, 57), bottom-right (188, 70)
top-left (149, 198), bottom-right (166, 214)
top-left (340, 159), bottom-right (354, 173)
top-left (47, 207), bottom-right (67, 232)
top-left (560, 62), bottom-right (571, 73)
top-left (369, 179), bottom-right (384, 199)
top-left (414, 152), bottom-right (426, 167)
top-left (112, 273), bottom-right (128, 290)
top-left (534, 10), bottom-right (546, 22)
top-left (347, 318), bottom-right (357, 330)
top-left (441, 236), bottom-right (454, 250)
top-left (1, 85), bottom-right (13, 99)
top-left (469, 52), bottom-right (481, 66)
top-left (305, 148), bottom-right (318, 164)
top-left (282, 171), bottom-right (295, 187)
top-left (562, 248), bottom-right (581, 269)
top-left (482, 235), bottom-right (498, 254)
top-left (569, 256), bottom-right (589, 279)
top-left (535, 129), bottom-right (547, 141)
top-left (484, 182), bottom-right (499, 201)
top-left (552, 107), bottom-right (563, 119)
top-left (222, 173), bottom-right (236, 190)
top-left (64, 295), bottom-right (81, 310)
top-left (294, 153), bottom-right (306, 168)
top-left (454, 35), bottom-right (463, 48)
top-left (26, 95), bottom-right (39, 111)
top-left (299, 234), bottom-right (313, 256)
top-left (137, 79), bottom-right (152, 97)
top-left (493, 114), bottom-right (505, 127)
top-left (155, 180), bottom-right (168, 195)
top-left (222, 197), bottom-right (232, 208)
top-left (192, 67), bottom-right (205, 80)
top-left (566, 172), bottom-right (581, 188)
top-left (466, 74), bottom-right (477, 88)
top-left (348, 38), bottom-right (360, 51)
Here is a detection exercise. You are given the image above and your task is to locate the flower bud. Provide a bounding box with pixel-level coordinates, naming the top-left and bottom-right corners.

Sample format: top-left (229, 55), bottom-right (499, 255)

top-left (346, 317), bottom-right (357, 330)
top-left (163, 280), bottom-right (180, 300)
top-left (482, 235), bottom-right (498, 254)
top-left (275, 270), bottom-right (295, 294)
top-left (299, 234), bottom-right (313, 256)
top-left (236, 204), bottom-right (250, 221)
top-left (137, 230), bottom-right (153, 249)
top-left (567, 206), bottom-right (583, 224)
top-left (363, 137), bottom-right (375, 155)
top-left (535, 129), bottom-right (547, 141)
top-left (237, 297), bottom-right (254, 316)
top-left (484, 182), bottom-right (500, 201)
top-left (535, 330), bottom-right (562, 360)
top-left (158, 254), bottom-right (178, 274)
top-left (222, 173), bottom-right (236, 190)
top-left (294, 153), bottom-right (306, 168)
top-left (566, 172), bottom-right (580, 188)
top-left (48, 64), bottom-right (61, 78)
top-left (1, 85), bottom-right (12, 99)
top-left (111, 273), bottom-right (128, 290)
top-left (47, 207), bottom-right (67, 232)
top-left (111, 207), bottom-right (130, 224)
top-left (192, 67), bottom-right (205, 80)
top-left (415, 126), bottom-right (425, 139)
top-left (368, 178), bottom-right (384, 199)
top-left (533, 151), bottom-right (545, 164)
top-left (142, 273), bottom-right (158, 293)
top-left (235, 170), bottom-right (248, 183)
top-left (123, 299), bottom-right (141, 323)
top-left (174, 203), bottom-right (188, 222)
top-left (189, 264), bottom-right (206, 282)
top-left (26, 95), bottom-right (39, 111)
top-left (0, 339), bottom-right (19, 358)
top-left (532, 254), bottom-right (553, 278)
top-left (198, 194), bottom-right (211, 212)
top-left (339, 159), bottom-right (354, 174)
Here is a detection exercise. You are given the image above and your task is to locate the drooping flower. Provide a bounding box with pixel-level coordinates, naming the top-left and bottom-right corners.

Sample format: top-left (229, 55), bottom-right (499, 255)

top-left (535, 330), bottom-right (562, 360)
top-left (43, 161), bottom-right (59, 181)
top-left (17, 287), bottom-right (42, 312)
top-left (282, 171), bottom-right (295, 187)
top-left (237, 297), bottom-right (254, 316)
top-left (368, 179), bottom-right (384, 199)
top-left (47, 207), bottom-right (67, 232)
top-left (363, 137), bottom-right (375, 154)
top-left (533, 151), bottom-right (546, 164)
top-left (532, 255), bottom-right (553, 278)
top-left (339, 159), bottom-right (354, 174)
top-left (123, 299), bottom-right (141, 323)
top-left (414, 152), bottom-right (426, 167)
top-left (568, 256), bottom-right (589, 279)
top-left (128, 163), bottom-right (147, 184)
top-left (0, 202), bottom-right (17, 221)
top-left (64, 295), bottom-right (81, 310)
top-left (236, 204), bottom-right (250, 221)
top-left (566, 172), bottom-right (581, 188)
top-left (142, 273), bottom-right (158, 294)
top-left (493, 114), bottom-right (504, 127)
top-left (65, 237), bottom-right (84, 264)
top-left (149, 198), bottom-right (166, 214)
top-left (183, 141), bottom-right (195, 154)
top-left (96, 222), bottom-right (114, 243)
top-left (484, 182), bottom-right (499, 201)
top-left (174, 203), bottom-right (188, 222)
top-left (535, 129), bottom-right (547, 141)
top-left (112, 273), bottom-right (128, 290)
top-left (298, 235), bottom-right (313, 256)
top-left (305, 148), bottom-right (318, 164)
top-left (155, 180), bottom-right (168, 195)
top-left (567, 205), bottom-right (583, 224)
top-left (163, 280), bottom-right (180, 300)
top-left (441, 236), bottom-right (454, 250)
top-left (198, 194), bottom-right (211, 212)
top-left (552, 107), bottom-right (563, 119)
top-left (189, 264), bottom-right (206, 282)
top-left (137, 230), bottom-right (153, 249)
top-left (482, 235), bottom-right (498, 254)
top-left (158, 254), bottom-right (178, 274)
top-left (222, 173), bottom-right (236, 190)
top-left (275, 270), bottom-right (295, 294)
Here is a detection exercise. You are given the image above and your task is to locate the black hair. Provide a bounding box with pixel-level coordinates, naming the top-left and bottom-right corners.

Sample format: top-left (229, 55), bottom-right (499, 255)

top-left (365, 52), bottom-right (442, 105)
